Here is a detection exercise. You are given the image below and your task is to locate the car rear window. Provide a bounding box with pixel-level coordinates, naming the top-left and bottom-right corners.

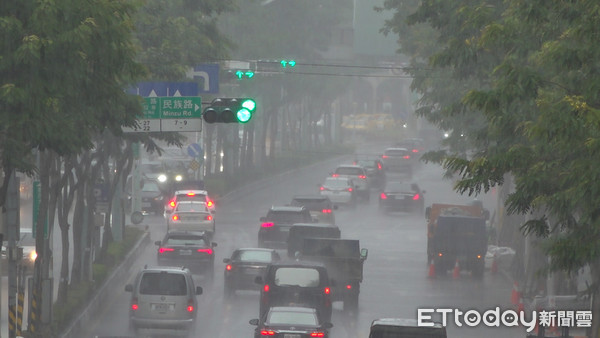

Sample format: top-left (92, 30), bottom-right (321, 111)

top-left (165, 235), bottom-right (207, 246)
top-left (291, 198), bottom-right (330, 211)
top-left (268, 311), bottom-right (318, 326)
top-left (335, 167), bottom-right (364, 175)
top-left (323, 178), bottom-right (349, 188)
top-left (274, 267), bottom-right (320, 287)
top-left (267, 211), bottom-right (310, 224)
top-left (235, 250), bottom-right (274, 263)
top-left (356, 160), bottom-right (376, 168)
top-left (384, 149), bottom-right (408, 157)
top-left (175, 201), bottom-right (208, 212)
top-left (139, 272), bottom-right (187, 296)
top-left (175, 193), bottom-right (206, 203)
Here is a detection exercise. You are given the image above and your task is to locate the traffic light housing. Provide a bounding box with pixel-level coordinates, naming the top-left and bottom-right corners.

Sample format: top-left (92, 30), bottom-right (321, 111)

top-left (203, 98), bottom-right (256, 124)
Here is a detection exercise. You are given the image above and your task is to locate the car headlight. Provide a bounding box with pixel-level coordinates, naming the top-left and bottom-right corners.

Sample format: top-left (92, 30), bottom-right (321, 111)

top-left (157, 174), bottom-right (167, 182)
top-left (175, 175), bottom-right (183, 182)
top-left (29, 251), bottom-right (37, 262)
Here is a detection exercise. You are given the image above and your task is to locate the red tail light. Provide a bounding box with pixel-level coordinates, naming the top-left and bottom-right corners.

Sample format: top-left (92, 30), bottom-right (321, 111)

top-left (260, 330), bottom-right (275, 336)
top-left (412, 149), bottom-right (419, 153)
top-left (186, 192), bottom-right (196, 196)
top-left (322, 209), bottom-right (332, 213)
top-left (380, 193), bottom-right (387, 200)
top-left (205, 215), bottom-right (213, 221)
top-left (263, 284), bottom-right (270, 292)
top-left (310, 332), bottom-right (325, 337)
top-left (377, 163), bottom-right (382, 170)
top-left (197, 248), bottom-right (213, 255)
top-left (169, 200), bottom-right (176, 208)
top-left (403, 155), bottom-right (410, 159)
top-left (358, 175), bottom-right (366, 179)
top-left (172, 214), bottom-right (179, 221)
top-left (348, 188), bottom-right (353, 192)
top-left (346, 284), bottom-right (352, 289)
top-left (332, 173), bottom-right (339, 177)
top-left (187, 299), bottom-right (194, 312)
top-left (324, 287), bottom-right (330, 294)
top-left (131, 297), bottom-right (138, 311)
top-left (158, 247), bottom-right (174, 253)
top-left (413, 194), bottom-right (420, 200)
top-left (226, 264), bottom-right (232, 271)
top-left (320, 186), bottom-right (325, 191)
top-left (207, 200), bottom-right (214, 207)
top-left (382, 155), bottom-right (389, 159)
top-left (261, 222), bottom-right (274, 228)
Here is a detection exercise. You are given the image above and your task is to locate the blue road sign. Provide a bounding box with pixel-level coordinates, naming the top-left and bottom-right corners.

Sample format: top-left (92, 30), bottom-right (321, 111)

top-left (187, 143), bottom-right (203, 157)
top-left (188, 64), bottom-right (219, 94)
top-left (127, 82), bottom-right (199, 97)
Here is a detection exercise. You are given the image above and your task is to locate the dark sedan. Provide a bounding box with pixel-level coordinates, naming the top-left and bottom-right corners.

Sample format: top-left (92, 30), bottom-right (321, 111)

top-left (155, 230), bottom-right (217, 281)
top-left (378, 181), bottom-right (425, 213)
top-left (249, 306), bottom-right (333, 338)
top-left (223, 248), bottom-right (280, 297)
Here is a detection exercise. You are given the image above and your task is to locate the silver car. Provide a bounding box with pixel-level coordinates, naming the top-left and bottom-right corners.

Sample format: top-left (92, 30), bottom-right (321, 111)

top-left (167, 201), bottom-right (216, 238)
top-left (332, 164), bottom-right (371, 201)
top-left (125, 266), bottom-right (203, 337)
top-left (319, 176), bottom-right (356, 207)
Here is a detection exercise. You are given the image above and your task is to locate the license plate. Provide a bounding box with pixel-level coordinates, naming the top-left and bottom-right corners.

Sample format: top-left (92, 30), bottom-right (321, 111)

top-left (284, 334), bottom-right (301, 338)
top-left (179, 249), bottom-right (192, 256)
top-left (151, 303), bottom-right (171, 311)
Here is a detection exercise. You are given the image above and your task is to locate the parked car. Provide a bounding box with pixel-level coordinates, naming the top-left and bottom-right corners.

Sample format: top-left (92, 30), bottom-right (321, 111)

top-left (223, 248), bottom-right (281, 297)
top-left (249, 306), bottom-right (333, 338)
top-left (124, 266), bottom-right (203, 337)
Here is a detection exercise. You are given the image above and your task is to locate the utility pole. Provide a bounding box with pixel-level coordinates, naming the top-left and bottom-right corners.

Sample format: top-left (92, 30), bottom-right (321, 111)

top-left (5, 171), bottom-right (20, 338)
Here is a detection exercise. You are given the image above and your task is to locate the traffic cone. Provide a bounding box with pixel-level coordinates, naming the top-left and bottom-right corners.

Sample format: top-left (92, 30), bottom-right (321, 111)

top-left (452, 260), bottom-right (460, 279)
top-left (511, 282), bottom-right (520, 305)
top-left (491, 254), bottom-right (498, 275)
top-left (428, 259), bottom-right (436, 278)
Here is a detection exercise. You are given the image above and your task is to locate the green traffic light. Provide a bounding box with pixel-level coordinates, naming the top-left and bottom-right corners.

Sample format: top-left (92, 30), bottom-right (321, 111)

top-left (241, 99), bottom-right (256, 112)
top-left (289, 60), bottom-right (296, 67)
top-left (236, 108), bottom-right (252, 123)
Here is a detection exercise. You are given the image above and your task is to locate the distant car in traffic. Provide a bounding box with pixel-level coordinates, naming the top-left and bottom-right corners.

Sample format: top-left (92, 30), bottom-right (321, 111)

top-left (155, 230), bottom-right (217, 280)
top-left (249, 306), bottom-right (333, 338)
top-left (319, 176), bottom-right (356, 207)
top-left (378, 181), bottom-right (425, 213)
top-left (223, 248), bottom-right (281, 297)
top-left (258, 206), bottom-right (314, 248)
top-left (290, 195), bottom-right (337, 225)
top-left (125, 178), bottom-right (166, 215)
top-left (255, 261), bottom-right (333, 322)
top-left (354, 157), bottom-right (386, 188)
top-left (331, 164), bottom-right (371, 201)
top-left (381, 148), bottom-right (413, 177)
top-left (125, 266), bottom-right (203, 337)
top-left (167, 201), bottom-right (215, 238)
top-left (165, 189), bottom-right (215, 215)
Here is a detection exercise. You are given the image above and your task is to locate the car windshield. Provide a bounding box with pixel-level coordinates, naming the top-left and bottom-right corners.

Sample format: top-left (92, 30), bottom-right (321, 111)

top-left (335, 167), bottom-right (363, 175)
top-left (176, 201), bottom-right (207, 212)
top-left (268, 211), bottom-right (309, 223)
top-left (139, 272), bottom-right (187, 296)
top-left (235, 250), bottom-right (274, 262)
top-left (274, 267), bottom-right (320, 287)
top-left (267, 311), bottom-right (318, 326)
top-left (164, 235), bottom-right (207, 246)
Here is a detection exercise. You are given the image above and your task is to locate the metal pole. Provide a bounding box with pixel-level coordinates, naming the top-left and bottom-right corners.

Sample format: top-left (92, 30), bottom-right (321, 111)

top-left (6, 172), bottom-right (19, 338)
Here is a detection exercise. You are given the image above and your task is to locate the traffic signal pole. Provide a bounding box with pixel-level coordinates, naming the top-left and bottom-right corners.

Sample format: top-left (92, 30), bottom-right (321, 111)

top-left (5, 171), bottom-right (20, 338)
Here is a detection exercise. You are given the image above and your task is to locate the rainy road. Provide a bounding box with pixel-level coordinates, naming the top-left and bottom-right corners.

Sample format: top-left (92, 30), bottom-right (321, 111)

top-left (85, 145), bottom-right (528, 338)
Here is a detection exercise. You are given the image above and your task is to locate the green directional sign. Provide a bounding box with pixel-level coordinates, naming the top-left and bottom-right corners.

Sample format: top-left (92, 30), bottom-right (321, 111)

top-left (142, 97), bottom-right (202, 119)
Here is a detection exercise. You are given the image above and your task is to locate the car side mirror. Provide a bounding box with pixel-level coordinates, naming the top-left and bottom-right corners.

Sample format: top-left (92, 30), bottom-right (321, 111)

top-left (125, 284), bottom-right (133, 292)
top-left (196, 286), bottom-right (203, 295)
top-left (154, 240), bottom-right (161, 246)
top-left (322, 322), bottom-right (334, 329)
top-left (360, 248), bottom-right (368, 260)
top-left (223, 258), bottom-right (231, 264)
top-left (255, 276), bottom-right (263, 284)
top-left (249, 319), bottom-right (259, 326)
top-left (260, 217), bottom-right (267, 222)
